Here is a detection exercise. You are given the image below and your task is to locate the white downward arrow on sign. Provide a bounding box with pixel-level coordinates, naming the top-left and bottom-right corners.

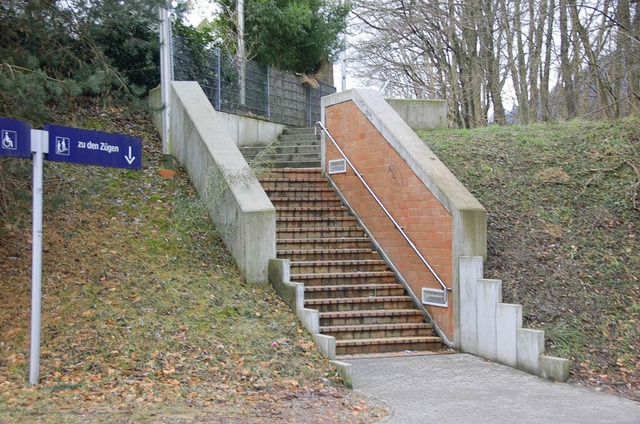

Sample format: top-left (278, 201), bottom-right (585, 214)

top-left (125, 146), bottom-right (135, 165)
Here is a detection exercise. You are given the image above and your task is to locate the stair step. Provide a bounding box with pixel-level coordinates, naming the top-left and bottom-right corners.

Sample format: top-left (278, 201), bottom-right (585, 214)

top-left (270, 197), bottom-right (342, 208)
top-left (320, 323), bottom-right (435, 340)
top-left (291, 271), bottom-right (397, 286)
top-left (281, 127), bottom-right (319, 135)
top-left (264, 187), bottom-right (336, 198)
top-left (291, 259), bottom-right (389, 273)
top-left (304, 283), bottom-right (405, 299)
top-left (261, 179), bottom-right (327, 190)
top-left (276, 216), bottom-right (358, 229)
top-left (269, 144), bottom-right (320, 153)
top-left (319, 309), bottom-right (425, 326)
top-left (304, 296), bottom-right (414, 312)
top-left (335, 336), bottom-right (443, 355)
top-left (276, 206), bottom-right (350, 218)
top-left (278, 248), bottom-right (379, 261)
top-left (278, 237), bottom-right (372, 250)
top-left (277, 227), bottom-right (365, 239)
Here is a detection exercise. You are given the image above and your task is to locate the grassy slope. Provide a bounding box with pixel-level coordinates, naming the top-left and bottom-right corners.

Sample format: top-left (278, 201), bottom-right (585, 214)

top-left (418, 117), bottom-right (639, 401)
top-left (0, 102), bottom-right (383, 422)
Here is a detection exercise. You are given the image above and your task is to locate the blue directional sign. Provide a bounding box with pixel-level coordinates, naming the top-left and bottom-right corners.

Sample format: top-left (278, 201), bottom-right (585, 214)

top-left (44, 124), bottom-right (142, 170)
top-left (0, 117), bottom-right (32, 158)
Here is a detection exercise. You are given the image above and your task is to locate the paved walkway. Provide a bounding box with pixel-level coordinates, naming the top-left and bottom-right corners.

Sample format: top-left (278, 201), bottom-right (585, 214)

top-left (348, 353), bottom-right (640, 424)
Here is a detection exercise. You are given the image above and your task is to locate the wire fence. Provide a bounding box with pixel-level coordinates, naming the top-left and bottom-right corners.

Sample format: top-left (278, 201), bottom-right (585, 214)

top-left (172, 37), bottom-right (336, 128)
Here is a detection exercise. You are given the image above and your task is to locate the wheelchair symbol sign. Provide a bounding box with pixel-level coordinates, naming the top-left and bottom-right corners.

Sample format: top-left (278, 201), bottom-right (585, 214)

top-left (2, 130), bottom-right (17, 150)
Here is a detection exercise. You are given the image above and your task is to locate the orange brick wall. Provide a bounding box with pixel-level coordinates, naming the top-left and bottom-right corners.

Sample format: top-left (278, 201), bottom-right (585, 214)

top-left (325, 101), bottom-right (455, 339)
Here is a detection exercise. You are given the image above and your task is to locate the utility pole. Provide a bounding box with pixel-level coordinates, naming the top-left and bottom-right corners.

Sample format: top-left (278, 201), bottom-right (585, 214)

top-left (237, 0), bottom-right (246, 106)
top-left (159, 1), bottom-right (172, 168)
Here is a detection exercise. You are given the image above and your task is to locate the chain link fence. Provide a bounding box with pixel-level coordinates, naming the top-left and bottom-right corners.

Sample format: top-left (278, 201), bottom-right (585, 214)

top-left (172, 37), bottom-right (336, 128)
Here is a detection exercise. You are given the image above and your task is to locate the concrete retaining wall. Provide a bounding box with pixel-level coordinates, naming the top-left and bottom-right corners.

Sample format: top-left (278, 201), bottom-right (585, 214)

top-left (386, 99), bottom-right (448, 130)
top-left (459, 256), bottom-right (569, 381)
top-left (149, 82), bottom-right (276, 284)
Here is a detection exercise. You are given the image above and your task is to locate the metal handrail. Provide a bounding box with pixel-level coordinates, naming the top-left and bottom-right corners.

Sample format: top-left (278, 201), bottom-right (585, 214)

top-left (315, 121), bottom-right (450, 294)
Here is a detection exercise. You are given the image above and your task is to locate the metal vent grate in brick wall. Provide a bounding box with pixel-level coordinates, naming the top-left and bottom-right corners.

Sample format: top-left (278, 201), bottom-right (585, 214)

top-left (422, 288), bottom-right (448, 307)
top-left (328, 159), bottom-right (347, 174)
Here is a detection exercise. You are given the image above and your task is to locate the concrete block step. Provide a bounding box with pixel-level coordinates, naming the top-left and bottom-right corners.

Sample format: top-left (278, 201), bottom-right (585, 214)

top-left (276, 216), bottom-right (359, 229)
top-left (278, 237), bottom-right (373, 250)
top-left (335, 336), bottom-right (443, 355)
top-left (264, 187), bottom-right (336, 199)
top-left (291, 259), bottom-right (389, 273)
top-left (320, 323), bottom-right (435, 340)
top-left (277, 248), bottom-right (379, 261)
top-left (291, 271), bottom-right (397, 286)
top-left (277, 226), bottom-right (365, 239)
top-left (269, 197), bottom-right (342, 208)
top-left (276, 206), bottom-right (351, 218)
top-left (304, 283), bottom-right (405, 299)
top-left (304, 296), bottom-right (414, 312)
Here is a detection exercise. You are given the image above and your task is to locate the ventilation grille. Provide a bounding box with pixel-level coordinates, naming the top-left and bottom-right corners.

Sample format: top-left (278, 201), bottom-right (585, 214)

top-left (328, 159), bottom-right (347, 174)
top-left (422, 288), bottom-right (448, 307)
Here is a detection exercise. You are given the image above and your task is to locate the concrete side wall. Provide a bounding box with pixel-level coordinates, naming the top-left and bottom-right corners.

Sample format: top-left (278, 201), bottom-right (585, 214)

top-left (386, 99), bottom-right (448, 130)
top-left (150, 86), bottom-right (285, 148)
top-left (150, 82), bottom-right (276, 283)
top-left (321, 89), bottom-right (486, 342)
top-left (220, 113), bottom-right (286, 148)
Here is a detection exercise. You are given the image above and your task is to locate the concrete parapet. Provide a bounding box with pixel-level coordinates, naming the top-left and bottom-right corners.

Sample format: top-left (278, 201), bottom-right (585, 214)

top-left (150, 82), bottom-right (276, 284)
top-left (385, 98), bottom-right (448, 130)
top-left (539, 355), bottom-right (570, 382)
top-left (459, 256), bottom-right (483, 354)
top-left (313, 334), bottom-right (336, 360)
top-left (496, 303), bottom-right (523, 367)
top-left (149, 86), bottom-right (285, 147)
top-left (516, 328), bottom-right (545, 375)
top-left (269, 259), bottom-right (299, 309)
top-left (477, 279), bottom-right (502, 361)
top-left (330, 360), bottom-right (353, 389)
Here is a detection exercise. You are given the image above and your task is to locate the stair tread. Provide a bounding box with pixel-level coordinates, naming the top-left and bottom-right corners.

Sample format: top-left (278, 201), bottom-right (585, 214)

top-left (279, 248), bottom-right (374, 254)
top-left (277, 227), bottom-right (362, 232)
top-left (281, 237), bottom-right (370, 242)
top-left (321, 323), bottom-right (432, 332)
top-left (335, 336), bottom-right (442, 346)
top-left (292, 271), bottom-right (395, 279)
top-left (304, 283), bottom-right (401, 292)
top-left (319, 309), bottom-right (423, 318)
top-left (305, 295), bottom-right (412, 304)
top-left (292, 259), bottom-right (386, 266)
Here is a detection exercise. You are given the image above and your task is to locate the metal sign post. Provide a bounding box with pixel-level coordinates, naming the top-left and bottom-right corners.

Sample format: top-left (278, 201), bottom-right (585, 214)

top-left (29, 129), bottom-right (47, 385)
top-left (1, 116), bottom-right (142, 385)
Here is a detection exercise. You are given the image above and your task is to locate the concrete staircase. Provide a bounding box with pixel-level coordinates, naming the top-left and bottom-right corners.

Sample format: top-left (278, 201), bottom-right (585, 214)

top-left (260, 168), bottom-right (444, 356)
top-left (240, 127), bottom-right (321, 168)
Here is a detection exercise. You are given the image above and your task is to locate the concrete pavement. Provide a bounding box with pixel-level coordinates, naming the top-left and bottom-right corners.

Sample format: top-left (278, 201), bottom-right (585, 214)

top-left (348, 353), bottom-right (640, 424)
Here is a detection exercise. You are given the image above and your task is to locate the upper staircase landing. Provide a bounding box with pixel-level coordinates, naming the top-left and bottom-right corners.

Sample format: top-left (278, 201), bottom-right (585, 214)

top-left (240, 127), bottom-right (320, 168)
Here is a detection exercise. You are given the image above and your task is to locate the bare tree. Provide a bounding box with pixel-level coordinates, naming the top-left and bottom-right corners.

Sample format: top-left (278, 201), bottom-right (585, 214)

top-left (350, 0), bottom-right (639, 125)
